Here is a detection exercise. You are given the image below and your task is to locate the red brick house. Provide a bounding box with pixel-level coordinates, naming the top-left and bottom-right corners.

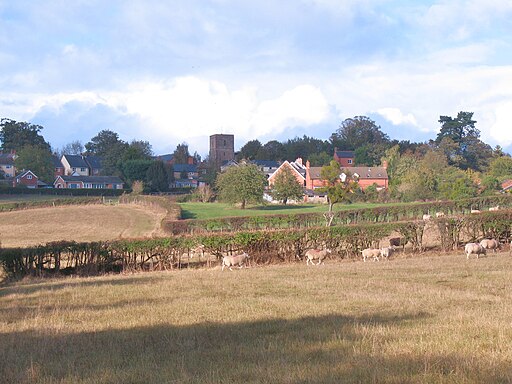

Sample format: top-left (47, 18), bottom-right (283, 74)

top-left (334, 149), bottom-right (355, 167)
top-left (13, 170), bottom-right (39, 188)
top-left (268, 158), bottom-right (307, 188)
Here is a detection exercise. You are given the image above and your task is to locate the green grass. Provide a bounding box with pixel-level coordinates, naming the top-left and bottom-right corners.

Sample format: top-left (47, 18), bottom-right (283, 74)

top-left (1, 252), bottom-right (512, 383)
top-left (178, 201), bottom-right (409, 220)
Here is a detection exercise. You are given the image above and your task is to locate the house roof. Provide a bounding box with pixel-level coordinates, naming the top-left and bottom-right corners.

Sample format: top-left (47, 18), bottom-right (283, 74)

top-left (252, 160), bottom-right (280, 168)
top-left (335, 150), bottom-right (355, 158)
top-left (57, 175), bottom-right (124, 184)
top-left (502, 179), bottom-right (512, 191)
top-left (52, 156), bottom-right (64, 168)
top-left (63, 154), bottom-right (89, 168)
top-left (173, 164), bottom-right (197, 173)
top-left (0, 153), bottom-right (15, 165)
top-left (156, 153), bottom-right (174, 162)
top-left (16, 170), bottom-right (38, 180)
top-left (342, 166), bottom-right (388, 179)
top-left (85, 155), bottom-right (102, 169)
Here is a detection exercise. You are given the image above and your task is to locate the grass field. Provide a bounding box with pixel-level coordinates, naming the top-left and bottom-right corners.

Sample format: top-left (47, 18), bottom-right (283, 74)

top-left (178, 201), bottom-right (407, 220)
top-left (0, 204), bottom-right (167, 247)
top-left (1, 252), bottom-right (511, 383)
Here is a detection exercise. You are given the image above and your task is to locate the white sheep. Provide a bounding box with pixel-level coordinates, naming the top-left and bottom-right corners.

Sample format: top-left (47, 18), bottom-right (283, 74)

top-left (361, 248), bottom-right (381, 262)
top-left (464, 243), bottom-right (486, 259)
top-left (479, 239), bottom-right (500, 253)
top-left (305, 248), bottom-right (331, 265)
top-left (221, 252), bottom-right (250, 271)
top-left (379, 247), bottom-right (394, 260)
top-left (489, 206), bottom-right (500, 211)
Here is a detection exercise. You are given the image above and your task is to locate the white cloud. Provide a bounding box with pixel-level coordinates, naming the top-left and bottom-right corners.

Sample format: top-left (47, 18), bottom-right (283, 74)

top-left (376, 108), bottom-right (418, 127)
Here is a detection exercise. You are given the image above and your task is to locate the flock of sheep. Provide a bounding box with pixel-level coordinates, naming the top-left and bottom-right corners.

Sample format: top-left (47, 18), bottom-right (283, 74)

top-left (220, 236), bottom-right (503, 271)
top-left (220, 206), bottom-right (506, 270)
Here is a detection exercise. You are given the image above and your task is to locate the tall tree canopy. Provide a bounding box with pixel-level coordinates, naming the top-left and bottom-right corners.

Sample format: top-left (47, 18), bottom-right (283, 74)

top-left (215, 164), bottom-right (266, 209)
top-left (0, 118), bottom-right (50, 152)
top-left (172, 143), bottom-right (191, 164)
top-left (14, 145), bottom-right (54, 183)
top-left (85, 130), bottom-right (128, 176)
top-left (331, 116), bottom-right (390, 151)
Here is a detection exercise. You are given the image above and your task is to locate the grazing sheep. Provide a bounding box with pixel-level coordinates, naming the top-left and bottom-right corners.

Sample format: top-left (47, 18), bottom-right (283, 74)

top-left (380, 247), bottom-right (394, 260)
top-left (422, 214), bottom-right (431, 221)
top-left (435, 212), bottom-right (445, 218)
top-left (470, 209), bottom-right (481, 214)
top-left (221, 252), bottom-right (250, 271)
top-left (464, 243), bottom-right (486, 259)
top-left (305, 248), bottom-right (331, 266)
top-left (489, 206), bottom-right (500, 211)
top-left (389, 237), bottom-right (407, 251)
top-left (361, 248), bottom-right (381, 262)
top-left (480, 239), bottom-right (500, 253)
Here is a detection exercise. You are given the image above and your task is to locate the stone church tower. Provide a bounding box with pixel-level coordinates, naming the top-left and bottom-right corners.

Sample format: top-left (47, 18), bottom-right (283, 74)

top-left (209, 134), bottom-right (234, 165)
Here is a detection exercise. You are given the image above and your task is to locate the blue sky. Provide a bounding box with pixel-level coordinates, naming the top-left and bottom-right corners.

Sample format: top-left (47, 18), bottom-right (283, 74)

top-left (1, 1), bottom-right (511, 157)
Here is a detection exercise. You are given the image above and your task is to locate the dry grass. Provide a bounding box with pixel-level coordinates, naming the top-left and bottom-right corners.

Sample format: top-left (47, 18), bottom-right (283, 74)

top-left (0, 203), bottom-right (167, 247)
top-left (1, 252), bottom-right (512, 383)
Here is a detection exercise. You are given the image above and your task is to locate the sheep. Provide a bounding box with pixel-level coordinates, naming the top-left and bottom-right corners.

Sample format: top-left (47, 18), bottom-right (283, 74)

top-left (380, 247), bottom-right (394, 260)
top-left (464, 243), bottom-right (486, 259)
top-left (221, 252), bottom-right (250, 271)
top-left (389, 237), bottom-right (407, 251)
top-left (422, 214), bottom-right (431, 221)
top-left (435, 212), bottom-right (445, 218)
top-left (305, 248), bottom-right (331, 266)
top-left (479, 239), bottom-right (500, 253)
top-left (489, 206), bottom-right (500, 211)
top-left (361, 248), bottom-right (381, 262)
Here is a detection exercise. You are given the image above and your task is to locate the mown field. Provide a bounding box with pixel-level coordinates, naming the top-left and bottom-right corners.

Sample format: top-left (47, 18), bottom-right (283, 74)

top-left (178, 201), bottom-right (413, 220)
top-left (0, 204), bottom-right (167, 247)
top-left (1, 252), bottom-right (511, 383)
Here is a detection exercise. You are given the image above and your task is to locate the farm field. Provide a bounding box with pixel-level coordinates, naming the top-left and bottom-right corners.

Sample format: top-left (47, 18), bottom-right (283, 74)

top-left (178, 201), bottom-right (414, 220)
top-left (1, 252), bottom-right (511, 383)
top-left (0, 204), bottom-right (167, 247)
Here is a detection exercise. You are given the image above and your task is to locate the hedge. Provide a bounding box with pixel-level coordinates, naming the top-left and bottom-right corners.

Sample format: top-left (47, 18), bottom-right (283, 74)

top-left (4, 211), bottom-right (511, 279)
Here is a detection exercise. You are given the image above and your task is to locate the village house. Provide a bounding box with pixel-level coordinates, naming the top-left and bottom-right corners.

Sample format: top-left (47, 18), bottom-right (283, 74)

top-left (0, 152), bottom-right (16, 178)
top-left (54, 175), bottom-right (124, 189)
top-left (13, 170), bottom-right (43, 188)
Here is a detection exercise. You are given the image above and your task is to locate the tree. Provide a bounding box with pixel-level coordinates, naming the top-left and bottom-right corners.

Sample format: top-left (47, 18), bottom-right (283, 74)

top-left (59, 140), bottom-right (84, 156)
top-left (215, 164), bottom-right (266, 209)
top-left (0, 118), bottom-right (51, 152)
top-left (173, 143), bottom-right (190, 164)
top-left (237, 140), bottom-right (262, 161)
top-left (318, 160), bottom-right (357, 226)
top-left (85, 130), bottom-right (128, 176)
top-left (14, 145), bottom-right (54, 183)
top-left (145, 161), bottom-right (171, 192)
top-left (271, 165), bottom-right (304, 204)
top-left (330, 116), bottom-right (390, 151)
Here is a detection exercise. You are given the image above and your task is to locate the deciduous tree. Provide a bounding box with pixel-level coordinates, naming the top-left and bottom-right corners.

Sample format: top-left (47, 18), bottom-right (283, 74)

top-left (215, 164), bottom-right (266, 209)
top-left (271, 165), bottom-right (304, 204)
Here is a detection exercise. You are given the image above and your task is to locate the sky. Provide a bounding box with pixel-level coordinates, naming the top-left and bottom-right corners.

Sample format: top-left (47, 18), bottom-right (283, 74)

top-left (1, 0), bottom-right (512, 158)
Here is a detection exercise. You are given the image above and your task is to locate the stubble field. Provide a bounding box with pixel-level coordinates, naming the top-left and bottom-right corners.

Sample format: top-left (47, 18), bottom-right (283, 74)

top-left (0, 203), bottom-right (167, 247)
top-left (1, 251), bottom-right (511, 383)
